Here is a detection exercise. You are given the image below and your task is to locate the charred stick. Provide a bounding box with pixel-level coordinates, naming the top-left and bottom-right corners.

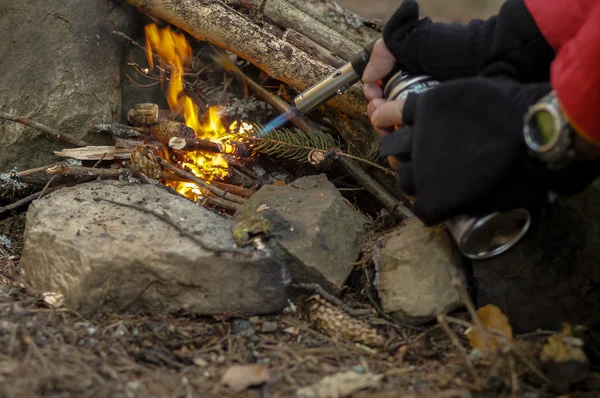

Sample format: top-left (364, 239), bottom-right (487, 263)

top-left (204, 196), bottom-right (240, 212)
top-left (90, 123), bottom-right (150, 139)
top-left (156, 158), bottom-right (247, 204)
top-left (209, 181), bottom-right (256, 198)
top-left (0, 111), bottom-right (87, 147)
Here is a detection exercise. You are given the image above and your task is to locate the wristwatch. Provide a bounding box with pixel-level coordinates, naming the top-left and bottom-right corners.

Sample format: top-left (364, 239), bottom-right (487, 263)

top-left (523, 91), bottom-right (600, 169)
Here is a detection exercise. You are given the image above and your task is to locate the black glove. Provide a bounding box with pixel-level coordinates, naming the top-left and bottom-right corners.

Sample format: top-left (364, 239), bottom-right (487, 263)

top-left (382, 0), bottom-right (555, 82)
top-left (379, 77), bottom-right (600, 226)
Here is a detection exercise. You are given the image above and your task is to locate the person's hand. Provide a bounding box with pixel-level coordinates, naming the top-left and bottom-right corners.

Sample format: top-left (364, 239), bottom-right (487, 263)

top-left (362, 38), bottom-right (397, 101)
top-left (379, 77), bottom-right (555, 225)
top-left (380, 0), bottom-right (554, 83)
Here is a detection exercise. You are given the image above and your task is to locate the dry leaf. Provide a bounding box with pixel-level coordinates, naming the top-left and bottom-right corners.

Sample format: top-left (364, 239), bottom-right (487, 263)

top-left (220, 364), bottom-right (270, 392)
top-left (466, 304), bottom-right (513, 355)
top-left (540, 325), bottom-right (589, 394)
top-left (41, 292), bottom-right (64, 309)
top-left (296, 370), bottom-right (383, 398)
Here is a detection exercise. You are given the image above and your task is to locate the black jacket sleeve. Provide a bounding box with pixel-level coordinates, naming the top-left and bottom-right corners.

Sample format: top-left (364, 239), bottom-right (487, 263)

top-left (382, 0), bottom-right (555, 82)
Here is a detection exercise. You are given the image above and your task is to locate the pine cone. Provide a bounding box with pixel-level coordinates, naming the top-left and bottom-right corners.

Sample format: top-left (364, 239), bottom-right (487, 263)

top-left (301, 295), bottom-right (386, 348)
top-left (130, 146), bottom-right (162, 180)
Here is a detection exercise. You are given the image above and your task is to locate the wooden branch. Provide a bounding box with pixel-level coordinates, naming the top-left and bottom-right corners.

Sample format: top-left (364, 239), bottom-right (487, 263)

top-left (282, 29), bottom-right (344, 68)
top-left (125, 0), bottom-right (368, 121)
top-left (206, 180), bottom-right (255, 198)
top-left (0, 111), bottom-right (87, 147)
top-left (204, 196), bottom-right (240, 212)
top-left (0, 186), bottom-right (64, 215)
top-left (212, 52), bottom-right (318, 134)
top-left (15, 162), bottom-right (66, 177)
top-left (337, 157), bottom-right (414, 218)
top-left (168, 137), bottom-right (250, 157)
top-left (156, 158), bottom-right (247, 204)
top-left (230, 0), bottom-right (361, 61)
top-left (285, 0), bottom-right (381, 47)
top-left (46, 164), bottom-right (132, 178)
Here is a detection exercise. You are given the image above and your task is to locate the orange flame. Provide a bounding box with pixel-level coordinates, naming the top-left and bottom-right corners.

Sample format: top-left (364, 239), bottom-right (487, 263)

top-left (144, 23), bottom-right (245, 198)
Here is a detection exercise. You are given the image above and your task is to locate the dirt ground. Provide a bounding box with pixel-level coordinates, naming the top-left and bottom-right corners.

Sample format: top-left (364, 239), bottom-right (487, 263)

top-left (1, 211), bottom-right (599, 398)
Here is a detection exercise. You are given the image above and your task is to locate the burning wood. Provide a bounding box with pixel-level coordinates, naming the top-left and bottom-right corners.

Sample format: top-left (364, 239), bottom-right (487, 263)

top-left (168, 137), bottom-right (249, 157)
top-left (123, 0), bottom-right (369, 121)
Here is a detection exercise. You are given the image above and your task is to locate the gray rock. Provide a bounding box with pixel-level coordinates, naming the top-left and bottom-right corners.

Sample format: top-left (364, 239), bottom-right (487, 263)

top-left (19, 180), bottom-right (290, 317)
top-left (0, 0), bottom-right (139, 171)
top-left (373, 218), bottom-right (465, 325)
top-left (473, 183), bottom-right (600, 334)
top-left (233, 174), bottom-right (370, 291)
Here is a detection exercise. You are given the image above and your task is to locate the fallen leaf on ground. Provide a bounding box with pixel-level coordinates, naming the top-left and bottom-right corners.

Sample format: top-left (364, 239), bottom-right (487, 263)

top-left (540, 324), bottom-right (589, 394)
top-left (296, 370), bottom-right (383, 398)
top-left (41, 292), bottom-right (64, 308)
top-left (466, 304), bottom-right (513, 355)
top-left (220, 364), bottom-right (270, 392)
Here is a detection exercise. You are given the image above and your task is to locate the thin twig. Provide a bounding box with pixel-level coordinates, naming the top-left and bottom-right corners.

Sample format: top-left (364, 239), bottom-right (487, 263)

top-left (92, 153), bottom-right (108, 168)
top-left (0, 186), bottom-right (64, 215)
top-left (38, 176), bottom-right (57, 200)
top-left (0, 111), bottom-right (87, 147)
top-left (452, 278), bottom-right (484, 330)
top-left (292, 283), bottom-right (370, 317)
top-left (14, 162), bottom-right (66, 177)
top-left (94, 197), bottom-right (247, 256)
top-left (437, 314), bottom-right (480, 383)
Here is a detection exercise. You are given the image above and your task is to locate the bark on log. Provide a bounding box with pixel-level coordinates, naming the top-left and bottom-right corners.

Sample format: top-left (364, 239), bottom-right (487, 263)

top-left (285, 0), bottom-right (381, 47)
top-left (124, 0), bottom-right (368, 122)
top-left (229, 0), bottom-right (361, 61)
top-left (282, 29), bottom-right (345, 68)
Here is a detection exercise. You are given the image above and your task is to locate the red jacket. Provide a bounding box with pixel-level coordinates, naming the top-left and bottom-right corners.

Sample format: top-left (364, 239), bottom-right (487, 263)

top-left (525, 0), bottom-right (600, 146)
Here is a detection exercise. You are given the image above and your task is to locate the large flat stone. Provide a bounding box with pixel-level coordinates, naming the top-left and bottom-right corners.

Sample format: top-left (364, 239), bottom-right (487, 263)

top-left (19, 180), bottom-right (290, 317)
top-left (233, 174), bottom-right (369, 291)
top-left (0, 0), bottom-right (139, 171)
top-left (373, 218), bottom-right (465, 325)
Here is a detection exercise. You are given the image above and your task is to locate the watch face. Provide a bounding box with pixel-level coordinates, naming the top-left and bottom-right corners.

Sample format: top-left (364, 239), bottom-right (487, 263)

top-left (527, 109), bottom-right (557, 149)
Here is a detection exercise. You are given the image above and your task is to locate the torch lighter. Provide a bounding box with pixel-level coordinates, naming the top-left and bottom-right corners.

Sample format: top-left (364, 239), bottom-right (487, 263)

top-left (290, 40), bottom-right (532, 260)
top-left (291, 40), bottom-right (377, 114)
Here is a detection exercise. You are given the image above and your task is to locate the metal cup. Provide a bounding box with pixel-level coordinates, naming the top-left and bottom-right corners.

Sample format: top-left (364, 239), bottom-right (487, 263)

top-left (383, 70), bottom-right (531, 260)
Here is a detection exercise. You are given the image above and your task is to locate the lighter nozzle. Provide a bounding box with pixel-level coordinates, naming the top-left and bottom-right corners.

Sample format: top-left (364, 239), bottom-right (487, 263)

top-left (292, 62), bottom-right (360, 114)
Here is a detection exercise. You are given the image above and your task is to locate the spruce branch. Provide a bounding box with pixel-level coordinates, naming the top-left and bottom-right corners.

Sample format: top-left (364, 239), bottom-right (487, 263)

top-left (247, 128), bottom-right (395, 175)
